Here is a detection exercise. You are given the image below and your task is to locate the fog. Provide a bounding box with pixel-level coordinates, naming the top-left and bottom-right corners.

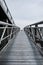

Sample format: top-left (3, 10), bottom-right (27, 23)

top-left (5, 0), bottom-right (43, 29)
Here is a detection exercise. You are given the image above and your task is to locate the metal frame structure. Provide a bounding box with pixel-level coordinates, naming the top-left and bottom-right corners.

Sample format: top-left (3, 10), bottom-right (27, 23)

top-left (0, 0), bottom-right (14, 24)
top-left (0, 0), bottom-right (20, 51)
top-left (24, 21), bottom-right (43, 55)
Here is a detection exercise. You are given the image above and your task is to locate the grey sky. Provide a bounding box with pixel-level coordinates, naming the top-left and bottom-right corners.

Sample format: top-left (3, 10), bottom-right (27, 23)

top-left (5, 0), bottom-right (43, 29)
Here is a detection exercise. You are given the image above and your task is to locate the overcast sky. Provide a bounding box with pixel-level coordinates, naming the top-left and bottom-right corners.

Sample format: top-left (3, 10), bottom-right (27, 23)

top-left (5, 0), bottom-right (43, 29)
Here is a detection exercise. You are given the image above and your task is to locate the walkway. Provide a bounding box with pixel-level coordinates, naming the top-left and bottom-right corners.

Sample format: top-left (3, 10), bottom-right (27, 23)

top-left (0, 31), bottom-right (43, 65)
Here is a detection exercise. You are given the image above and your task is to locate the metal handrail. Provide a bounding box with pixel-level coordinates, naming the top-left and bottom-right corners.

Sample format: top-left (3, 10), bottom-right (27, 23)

top-left (24, 21), bottom-right (43, 42)
top-left (0, 21), bottom-right (15, 26)
top-left (24, 21), bottom-right (43, 55)
top-left (0, 0), bottom-right (20, 50)
top-left (0, 21), bottom-right (19, 45)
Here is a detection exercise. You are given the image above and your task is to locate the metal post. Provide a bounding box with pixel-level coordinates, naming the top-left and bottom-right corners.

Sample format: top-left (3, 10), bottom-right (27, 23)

top-left (35, 25), bottom-right (37, 42)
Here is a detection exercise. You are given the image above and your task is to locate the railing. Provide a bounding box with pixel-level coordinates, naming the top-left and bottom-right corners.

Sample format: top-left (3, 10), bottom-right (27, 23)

top-left (24, 21), bottom-right (43, 54)
top-left (0, 21), bottom-right (20, 51)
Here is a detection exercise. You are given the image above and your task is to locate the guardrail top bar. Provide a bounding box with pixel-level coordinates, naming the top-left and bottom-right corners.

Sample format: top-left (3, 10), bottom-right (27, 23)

top-left (30, 21), bottom-right (43, 26)
top-left (0, 21), bottom-right (20, 29)
top-left (0, 21), bottom-right (15, 27)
